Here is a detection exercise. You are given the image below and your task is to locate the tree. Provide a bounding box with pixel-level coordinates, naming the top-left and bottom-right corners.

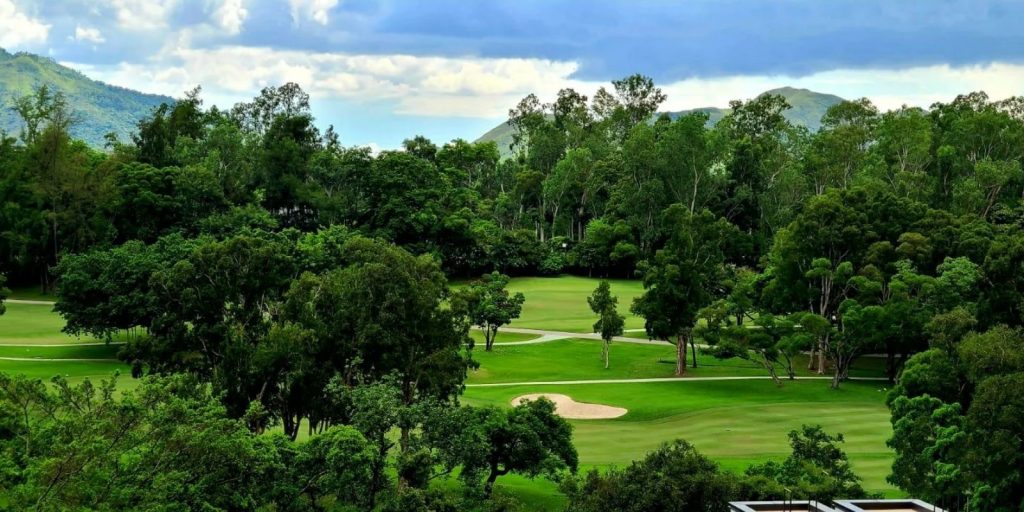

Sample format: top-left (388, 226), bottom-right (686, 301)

top-left (588, 280), bottom-right (625, 369)
top-left (564, 440), bottom-right (739, 512)
top-left (427, 397), bottom-right (577, 497)
top-left (453, 271), bottom-right (525, 351)
top-left (632, 207), bottom-right (737, 375)
top-left (746, 425), bottom-right (870, 503)
top-left (0, 273), bottom-right (7, 316)
top-left (702, 311), bottom-right (805, 384)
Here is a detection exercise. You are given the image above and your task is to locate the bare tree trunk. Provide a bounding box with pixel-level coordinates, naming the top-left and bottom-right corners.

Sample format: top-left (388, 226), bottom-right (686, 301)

top-left (603, 340), bottom-right (610, 369)
top-left (675, 333), bottom-right (688, 376)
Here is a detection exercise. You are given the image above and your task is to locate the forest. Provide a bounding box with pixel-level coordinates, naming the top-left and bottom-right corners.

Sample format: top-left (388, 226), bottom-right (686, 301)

top-left (2, 74), bottom-right (1024, 511)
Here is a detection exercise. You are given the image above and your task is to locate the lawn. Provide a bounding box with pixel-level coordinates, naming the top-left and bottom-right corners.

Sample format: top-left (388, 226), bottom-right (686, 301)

top-left (0, 275), bottom-right (900, 510)
top-left (501, 276), bottom-right (645, 332)
top-left (469, 338), bottom-right (889, 384)
top-left (463, 380), bottom-right (896, 505)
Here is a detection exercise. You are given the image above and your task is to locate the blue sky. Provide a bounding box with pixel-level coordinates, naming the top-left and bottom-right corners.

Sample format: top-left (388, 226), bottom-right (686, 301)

top-left (2, 0), bottom-right (1024, 149)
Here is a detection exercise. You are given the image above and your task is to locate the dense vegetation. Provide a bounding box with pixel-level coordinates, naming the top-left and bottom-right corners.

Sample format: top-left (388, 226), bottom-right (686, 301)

top-left (2, 71), bottom-right (1024, 510)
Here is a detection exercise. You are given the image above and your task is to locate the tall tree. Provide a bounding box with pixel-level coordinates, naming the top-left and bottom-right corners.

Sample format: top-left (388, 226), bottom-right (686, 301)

top-left (588, 280), bottom-right (625, 369)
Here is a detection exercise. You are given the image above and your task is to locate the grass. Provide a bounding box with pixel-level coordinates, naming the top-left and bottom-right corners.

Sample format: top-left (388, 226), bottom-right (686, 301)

top-left (464, 380), bottom-right (896, 501)
top-left (5, 286), bottom-right (56, 301)
top-left (501, 276), bottom-right (645, 332)
top-left (0, 274), bottom-right (899, 508)
top-left (469, 338), bottom-right (889, 384)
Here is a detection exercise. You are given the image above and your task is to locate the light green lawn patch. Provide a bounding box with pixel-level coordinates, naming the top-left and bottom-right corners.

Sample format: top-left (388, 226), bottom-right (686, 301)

top-left (463, 380), bottom-right (896, 495)
top-left (501, 276), bottom-right (645, 332)
top-left (0, 358), bottom-right (130, 384)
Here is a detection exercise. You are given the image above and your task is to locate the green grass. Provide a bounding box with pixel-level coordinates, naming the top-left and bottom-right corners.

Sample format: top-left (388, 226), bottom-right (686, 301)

top-left (0, 344), bottom-right (121, 359)
top-left (464, 380), bottom-right (896, 496)
top-left (470, 338), bottom-right (889, 384)
top-left (502, 276), bottom-right (645, 332)
top-left (0, 274), bottom-right (899, 507)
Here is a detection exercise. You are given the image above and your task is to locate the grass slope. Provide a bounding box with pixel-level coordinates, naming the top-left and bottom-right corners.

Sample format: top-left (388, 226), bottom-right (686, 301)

top-left (0, 48), bottom-right (172, 147)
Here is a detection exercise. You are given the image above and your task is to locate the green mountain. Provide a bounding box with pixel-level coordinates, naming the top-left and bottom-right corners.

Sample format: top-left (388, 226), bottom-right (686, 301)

top-left (476, 86), bottom-right (845, 156)
top-left (0, 48), bottom-right (173, 147)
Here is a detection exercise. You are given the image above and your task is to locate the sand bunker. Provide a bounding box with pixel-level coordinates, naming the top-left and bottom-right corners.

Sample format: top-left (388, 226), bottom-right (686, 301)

top-left (511, 393), bottom-right (627, 419)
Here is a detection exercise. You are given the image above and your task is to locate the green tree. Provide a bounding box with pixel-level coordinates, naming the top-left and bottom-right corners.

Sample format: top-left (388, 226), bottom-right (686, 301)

top-left (564, 440), bottom-right (739, 512)
top-left (428, 397), bottom-right (577, 498)
top-left (453, 271), bottom-right (525, 352)
top-left (588, 280), bottom-right (625, 369)
top-left (746, 425), bottom-right (870, 503)
top-left (632, 207), bottom-right (737, 375)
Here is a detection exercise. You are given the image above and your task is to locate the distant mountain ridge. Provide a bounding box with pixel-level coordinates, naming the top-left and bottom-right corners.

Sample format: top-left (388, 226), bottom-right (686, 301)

top-left (0, 48), bottom-right (173, 147)
top-left (476, 86), bottom-right (846, 156)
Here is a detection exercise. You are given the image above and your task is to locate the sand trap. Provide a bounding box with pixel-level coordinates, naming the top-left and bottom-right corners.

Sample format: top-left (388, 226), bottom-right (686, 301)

top-left (511, 393), bottom-right (627, 419)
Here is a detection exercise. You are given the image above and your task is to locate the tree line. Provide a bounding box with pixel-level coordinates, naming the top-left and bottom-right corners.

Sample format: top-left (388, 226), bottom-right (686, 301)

top-left (2, 75), bottom-right (1024, 510)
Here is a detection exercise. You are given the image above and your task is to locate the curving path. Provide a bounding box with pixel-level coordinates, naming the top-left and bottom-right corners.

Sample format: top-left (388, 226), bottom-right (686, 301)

top-left (495, 327), bottom-right (672, 346)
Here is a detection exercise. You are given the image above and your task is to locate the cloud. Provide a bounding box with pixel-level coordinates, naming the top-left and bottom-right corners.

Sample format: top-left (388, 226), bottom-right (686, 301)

top-left (0, 0), bottom-right (51, 48)
top-left (209, 0), bottom-right (247, 34)
top-left (105, 0), bottom-right (179, 30)
top-left (73, 25), bottom-right (106, 44)
top-left (289, 0), bottom-right (338, 25)
top-left (64, 44), bottom-right (580, 118)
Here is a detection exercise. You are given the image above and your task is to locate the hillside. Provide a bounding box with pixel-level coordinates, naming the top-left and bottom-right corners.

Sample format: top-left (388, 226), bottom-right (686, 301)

top-left (0, 48), bottom-right (172, 147)
top-left (476, 86), bottom-right (845, 156)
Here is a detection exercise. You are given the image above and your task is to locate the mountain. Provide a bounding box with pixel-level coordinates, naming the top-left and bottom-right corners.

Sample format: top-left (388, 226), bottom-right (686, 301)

top-left (475, 86), bottom-right (845, 156)
top-left (0, 48), bottom-right (173, 147)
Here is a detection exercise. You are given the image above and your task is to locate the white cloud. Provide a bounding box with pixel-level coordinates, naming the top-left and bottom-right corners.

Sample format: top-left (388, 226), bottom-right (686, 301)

top-left (74, 25), bottom-right (106, 44)
top-left (0, 0), bottom-right (51, 48)
top-left (653, 63), bottom-right (1024, 112)
top-left (106, 0), bottom-right (178, 30)
top-left (289, 0), bottom-right (339, 25)
top-left (62, 39), bottom-right (1024, 122)
top-left (209, 0), bottom-right (248, 35)
top-left (63, 45), bottom-right (580, 118)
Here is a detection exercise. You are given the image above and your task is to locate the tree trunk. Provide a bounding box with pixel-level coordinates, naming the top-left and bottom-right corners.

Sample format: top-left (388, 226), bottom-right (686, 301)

top-left (675, 332), bottom-right (688, 376)
top-left (817, 336), bottom-right (828, 375)
top-left (485, 326), bottom-right (497, 351)
top-left (807, 342), bottom-right (817, 371)
top-left (484, 464), bottom-right (507, 497)
top-left (603, 340), bottom-right (610, 369)
top-left (690, 337), bottom-right (698, 368)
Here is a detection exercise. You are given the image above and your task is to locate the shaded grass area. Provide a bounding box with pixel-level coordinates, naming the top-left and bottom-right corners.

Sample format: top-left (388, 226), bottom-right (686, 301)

top-left (0, 344), bottom-right (121, 359)
top-left (0, 358), bottom-right (130, 385)
top-left (5, 286), bottom-right (55, 301)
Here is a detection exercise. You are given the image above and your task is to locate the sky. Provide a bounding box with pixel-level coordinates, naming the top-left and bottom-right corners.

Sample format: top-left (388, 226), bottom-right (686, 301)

top-left (2, 0), bottom-right (1024, 150)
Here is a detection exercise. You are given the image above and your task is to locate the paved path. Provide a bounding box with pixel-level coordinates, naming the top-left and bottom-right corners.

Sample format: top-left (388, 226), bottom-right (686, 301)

top-left (496, 327), bottom-right (672, 346)
top-left (5, 299), bottom-right (56, 305)
top-left (467, 375), bottom-right (889, 387)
